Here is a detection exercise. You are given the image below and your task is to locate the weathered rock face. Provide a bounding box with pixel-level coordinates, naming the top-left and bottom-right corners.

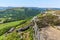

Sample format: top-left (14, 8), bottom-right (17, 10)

top-left (16, 25), bottom-right (30, 32)
top-left (32, 16), bottom-right (40, 40)
top-left (5, 27), bottom-right (15, 37)
top-left (8, 27), bottom-right (15, 33)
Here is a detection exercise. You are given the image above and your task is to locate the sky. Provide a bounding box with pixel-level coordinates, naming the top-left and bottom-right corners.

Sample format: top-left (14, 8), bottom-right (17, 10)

top-left (0, 0), bottom-right (60, 8)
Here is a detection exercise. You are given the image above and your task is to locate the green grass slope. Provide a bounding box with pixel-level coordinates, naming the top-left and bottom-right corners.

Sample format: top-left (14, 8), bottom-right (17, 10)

top-left (0, 20), bottom-right (26, 36)
top-left (0, 18), bottom-right (33, 40)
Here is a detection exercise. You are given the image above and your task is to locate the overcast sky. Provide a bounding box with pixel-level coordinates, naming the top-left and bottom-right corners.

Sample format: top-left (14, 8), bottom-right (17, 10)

top-left (0, 0), bottom-right (60, 8)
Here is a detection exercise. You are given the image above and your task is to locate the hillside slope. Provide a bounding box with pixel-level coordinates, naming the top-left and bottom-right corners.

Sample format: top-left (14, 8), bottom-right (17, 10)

top-left (37, 11), bottom-right (60, 40)
top-left (1, 10), bottom-right (60, 40)
top-left (0, 7), bottom-right (42, 22)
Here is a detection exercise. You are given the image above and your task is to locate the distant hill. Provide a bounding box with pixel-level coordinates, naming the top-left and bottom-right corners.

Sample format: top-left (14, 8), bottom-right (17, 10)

top-left (0, 7), bottom-right (60, 22)
top-left (0, 7), bottom-right (46, 22)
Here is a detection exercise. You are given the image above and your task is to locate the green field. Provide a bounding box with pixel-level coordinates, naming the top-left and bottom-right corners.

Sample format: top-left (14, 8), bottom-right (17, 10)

top-left (0, 20), bottom-right (26, 36)
top-left (0, 19), bottom-right (33, 40)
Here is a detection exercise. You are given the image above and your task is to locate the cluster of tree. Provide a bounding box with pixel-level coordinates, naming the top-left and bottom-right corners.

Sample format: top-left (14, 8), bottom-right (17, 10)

top-left (0, 7), bottom-right (42, 22)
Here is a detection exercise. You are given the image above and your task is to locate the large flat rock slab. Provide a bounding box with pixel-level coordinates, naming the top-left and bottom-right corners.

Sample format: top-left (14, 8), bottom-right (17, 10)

top-left (40, 26), bottom-right (60, 40)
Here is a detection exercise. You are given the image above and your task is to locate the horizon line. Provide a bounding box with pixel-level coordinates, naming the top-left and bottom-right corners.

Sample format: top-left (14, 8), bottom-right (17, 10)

top-left (0, 6), bottom-right (60, 8)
